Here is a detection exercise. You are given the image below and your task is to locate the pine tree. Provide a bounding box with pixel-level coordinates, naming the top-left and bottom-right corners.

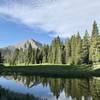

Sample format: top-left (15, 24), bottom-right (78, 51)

top-left (70, 35), bottom-right (76, 64)
top-left (36, 48), bottom-right (42, 64)
top-left (11, 48), bottom-right (19, 65)
top-left (31, 49), bottom-right (36, 64)
top-left (0, 52), bottom-right (3, 64)
top-left (51, 37), bottom-right (57, 63)
top-left (95, 35), bottom-right (100, 63)
top-left (27, 43), bottom-right (33, 65)
top-left (89, 21), bottom-right (99, 64)
top-left (18, 48), bottom-right (24, 64)
top-left (82, 30), bottom-right (90, 64)
top-left (75, 32), bottom-right (82, 65)
top-left (50, 36), bottom-right (62, 64)
top-left (61, 45), bottom-right (66, 64)
top-left (42, 45), bottom-right (49, 63)
top-left (55, 37), bottom-right (62, 64)
top-left (92, 21), bottom-right (99, 37)
top-left (65, 38), bottom-right (71, 64)
top-left (48, 46), bottom-right (52, 63)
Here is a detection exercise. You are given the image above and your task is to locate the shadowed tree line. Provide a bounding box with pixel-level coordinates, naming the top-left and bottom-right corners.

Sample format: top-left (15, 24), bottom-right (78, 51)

top-left (0, 21), bottom-right (100, 66)
top-left (0, 52), bottom-right (3, 66)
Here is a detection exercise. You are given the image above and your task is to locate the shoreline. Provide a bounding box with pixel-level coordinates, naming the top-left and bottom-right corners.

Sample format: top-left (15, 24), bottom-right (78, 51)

top-left (0, 65), bottom-right (100, 78)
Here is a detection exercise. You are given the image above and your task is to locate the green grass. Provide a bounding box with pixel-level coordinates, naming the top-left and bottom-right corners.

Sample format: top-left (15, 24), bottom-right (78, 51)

top-left (0, 65), bottom-right (91, 77)
top-left (0, 64), bottom-right (100, 78)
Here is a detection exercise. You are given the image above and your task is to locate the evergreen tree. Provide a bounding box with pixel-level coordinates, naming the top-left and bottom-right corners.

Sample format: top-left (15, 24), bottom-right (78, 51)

top-left (50, 36), bottom-right (62, 64)
top-left (36, 48), bottom-right (42, 64)
top-left (55, 37), bottom-right (62, 64)
top-left (35, 48), bottom-right (39, 64)
top-left (48, 46), bottom-right (52, 63)
top-left (70, 35), bottom-right (76, 64)
top-left (31, 49), bottom-right (36, 64)
top-left (82, 30), bottom-right (90, 64)
top-left (51, 38), bottom-right (56, 63)
top-left (95, 35), bottom-right (100, 63)
top-left (65, 38), bottom-right (71, 64)
top-left (42, 45), bottom-right (49, 63)
top-left (92, 21), bottom-right (99, 37)
top-left (61, 45), bottom-right (66, 64)
top-left (27, 43), bottom-right (33, 65)
top-left (74, 32), bottom-right (82, 65)
top-left (0, 52), bottom-right (3, 64)
top-left (11, 48), bottom-right (19, 65)
top-left (18, 48), bottom-right (24, 64)
top-left (89, 21), bottom-right (99, 64)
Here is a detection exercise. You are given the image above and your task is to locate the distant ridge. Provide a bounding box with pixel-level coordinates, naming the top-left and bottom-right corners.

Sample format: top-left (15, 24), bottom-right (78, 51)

top-left (6, 39), bottom-right (42, 50)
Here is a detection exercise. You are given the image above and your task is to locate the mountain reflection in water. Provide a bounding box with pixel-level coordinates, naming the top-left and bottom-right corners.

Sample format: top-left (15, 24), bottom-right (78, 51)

top-left (0, 74), bottom-right (100, 100)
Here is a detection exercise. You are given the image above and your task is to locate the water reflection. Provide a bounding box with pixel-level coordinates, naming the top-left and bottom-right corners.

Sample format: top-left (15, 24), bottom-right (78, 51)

top-left (0, 74), bottom-right (100, 100)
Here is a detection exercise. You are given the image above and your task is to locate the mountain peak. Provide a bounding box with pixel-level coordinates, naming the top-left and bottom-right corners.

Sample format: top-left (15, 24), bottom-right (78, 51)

top-left (7, 39), bottom-right (42, 50)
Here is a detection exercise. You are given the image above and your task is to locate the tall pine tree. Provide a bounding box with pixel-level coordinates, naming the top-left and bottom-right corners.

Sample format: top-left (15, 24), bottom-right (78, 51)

top-left (74, 32), bottom-right (82, 65)
top-left (42, 45), bottom-right (49, 63)
top-left (49, 36), bottom-right (62, 64)
top-left (70, 35), bottom-right (76, 64)
top-left (89, 21), bottom-right (99, 64)
top-left (0, 52), bottom-right (3, 64)
top-left (27, 43), bottom-right (33, 65)
top-left (65, 38), bottom-right (71, 64)
top-left (82, 30), bottom-right (90, 64)
top-left (95, 34), bottom-right (100, 63)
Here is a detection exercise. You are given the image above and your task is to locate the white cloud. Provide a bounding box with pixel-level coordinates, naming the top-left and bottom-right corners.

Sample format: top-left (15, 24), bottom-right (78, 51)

top-left (0, 0), bottom-right (100, 38)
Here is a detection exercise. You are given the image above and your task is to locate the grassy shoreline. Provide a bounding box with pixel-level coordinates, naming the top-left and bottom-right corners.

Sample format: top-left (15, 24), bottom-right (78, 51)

top-left (0, 64), bottom-right (100, 78)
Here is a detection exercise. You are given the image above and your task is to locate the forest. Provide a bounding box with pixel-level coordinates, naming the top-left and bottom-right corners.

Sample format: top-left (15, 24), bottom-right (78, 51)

top-left (0, 21), bottom-right (100, 66)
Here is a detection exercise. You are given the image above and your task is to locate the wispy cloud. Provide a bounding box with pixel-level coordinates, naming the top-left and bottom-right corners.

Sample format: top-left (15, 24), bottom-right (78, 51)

top-left (0, 0), bottom-right (100, 38)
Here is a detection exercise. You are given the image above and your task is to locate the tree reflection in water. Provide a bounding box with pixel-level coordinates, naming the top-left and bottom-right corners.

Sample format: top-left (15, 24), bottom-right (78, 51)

top-left (0, 86), bottom-right (39, 100)
top-left (0, 74), bottom-right (100, 100)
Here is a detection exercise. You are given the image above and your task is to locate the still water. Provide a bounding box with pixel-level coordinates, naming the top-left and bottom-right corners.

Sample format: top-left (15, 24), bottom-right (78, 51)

top-left (0, 74), bottom-right (100, 100)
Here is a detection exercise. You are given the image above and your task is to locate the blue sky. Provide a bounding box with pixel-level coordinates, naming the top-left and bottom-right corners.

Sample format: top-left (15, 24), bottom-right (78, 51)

top-left (0, 0), bottom-right (100, 47)
top-left (0, 17), bottom-right (52, 47)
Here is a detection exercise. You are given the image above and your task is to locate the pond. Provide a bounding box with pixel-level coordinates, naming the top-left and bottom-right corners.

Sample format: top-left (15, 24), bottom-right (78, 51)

top-left (0, 74), bottom-right (100, 100)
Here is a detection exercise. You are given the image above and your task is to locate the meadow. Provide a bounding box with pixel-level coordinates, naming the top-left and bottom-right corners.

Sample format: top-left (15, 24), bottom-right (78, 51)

top-left (1, 64), bottom-right (100, 78)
